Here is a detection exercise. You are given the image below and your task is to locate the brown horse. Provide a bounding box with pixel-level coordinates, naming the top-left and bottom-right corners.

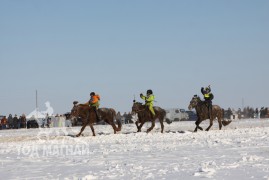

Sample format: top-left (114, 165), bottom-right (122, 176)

top-left (188, 95), bottom-right (231, 132)
top-left (71, 101), bottom-right (122, 137)
top-left (131, 101), bottom-right (166, 133)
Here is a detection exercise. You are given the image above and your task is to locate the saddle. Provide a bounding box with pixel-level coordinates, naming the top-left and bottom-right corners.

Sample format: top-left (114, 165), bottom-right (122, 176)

top-left (201, 101), bottom-right (212, 119)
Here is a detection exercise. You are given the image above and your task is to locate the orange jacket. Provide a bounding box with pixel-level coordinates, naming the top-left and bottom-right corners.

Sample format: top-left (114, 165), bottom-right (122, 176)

top-left (1, 117), bottom-right (7, 125)
top-left (90, 95), bottom-right (100, 104)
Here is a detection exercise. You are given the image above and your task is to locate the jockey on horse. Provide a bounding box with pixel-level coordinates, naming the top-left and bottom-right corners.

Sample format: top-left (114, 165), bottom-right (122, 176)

top-left (84, 92), bottom-right (101, 120)
top-left (201, 85), bottom-right (214, 119)
top-left (140, 89), bottom-right (156, 118)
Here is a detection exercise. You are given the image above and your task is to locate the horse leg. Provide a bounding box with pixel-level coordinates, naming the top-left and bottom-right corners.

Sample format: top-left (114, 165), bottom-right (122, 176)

top-left (103, 119), bottom-right (117, 134)
top-left (194, 119), bottom-right (203, 132)
top-left (111, 122), bottom-right (118, 134)
top-left (76, 123), bottom-right (87, 137)
top-left (89, 123), bottom-right (96, 136)
top-left (112, 123), bottom-right (117, 134)
top-left (135, 120), bottom-right (139, 129)
top-left (113, 119), bottom-right (122, 132)
top-left (194, 121), bottom-right (199, 132)
top-left (138, 121), bottom-right (145, 132)
top-left (206, 119), bottom-right (213, 131)
top-left (135, 119), bottom-right (141, 132)
top-left (217, 117), bottom-right (222, 130)
top-left (147, 120), bottom-right (155, 133)
top-left (160, 118), bottom-right (164, 133)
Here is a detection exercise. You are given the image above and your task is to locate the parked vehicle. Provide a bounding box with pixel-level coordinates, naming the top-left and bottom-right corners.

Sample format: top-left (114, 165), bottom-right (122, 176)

top-left (185, 110), bottom-right (197, 121)
top-left (165, 108), bottom-right (189, 123)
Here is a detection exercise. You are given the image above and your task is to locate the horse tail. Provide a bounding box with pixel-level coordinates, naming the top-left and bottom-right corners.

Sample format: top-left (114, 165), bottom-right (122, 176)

top-left (161, 108), bottom-right (172, 124)
top-left (221, 108), bottom-right (232, 126)
top-left (222, 119), bottom-right (232, 126)
top-left (161, 109), bottom-right (171, 124)
top-left (110, 108), bottom-right (122, 131)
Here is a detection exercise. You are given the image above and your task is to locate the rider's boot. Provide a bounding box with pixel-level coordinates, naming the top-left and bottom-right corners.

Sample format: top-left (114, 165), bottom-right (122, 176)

top-left (208, 105), bottom-right (212, 119)
top-left (94, 108), bottom-right (101, 121)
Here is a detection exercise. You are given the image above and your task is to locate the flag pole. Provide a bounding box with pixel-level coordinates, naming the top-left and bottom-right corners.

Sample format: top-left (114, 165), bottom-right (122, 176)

top-left (36, 90), bottom-right (38, 120)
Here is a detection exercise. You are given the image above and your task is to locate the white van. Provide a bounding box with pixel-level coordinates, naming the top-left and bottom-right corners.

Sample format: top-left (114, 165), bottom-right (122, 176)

top-left (165, 108), bottom-right (189, 122)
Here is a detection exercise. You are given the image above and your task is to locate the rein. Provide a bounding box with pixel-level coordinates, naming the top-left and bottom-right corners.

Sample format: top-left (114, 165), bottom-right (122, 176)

top-left (134, 108), bottom-right (146, 113)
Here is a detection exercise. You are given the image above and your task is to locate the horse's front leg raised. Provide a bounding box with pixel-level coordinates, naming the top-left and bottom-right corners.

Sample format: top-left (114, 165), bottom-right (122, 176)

top-left (146, 119), bottom-right (155, 133)
top-left (76, 123), bottom-right (87, 137)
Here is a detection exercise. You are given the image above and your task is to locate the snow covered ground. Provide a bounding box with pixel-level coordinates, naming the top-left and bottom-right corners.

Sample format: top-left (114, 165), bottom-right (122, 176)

top-left (0, 119), bottom-right (269, 180)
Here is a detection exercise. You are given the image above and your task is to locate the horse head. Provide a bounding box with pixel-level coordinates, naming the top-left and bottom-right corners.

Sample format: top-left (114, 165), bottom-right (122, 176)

top-left (188, 95), bottom-right (201, 110)
top-left (131, 101), bottom-right (144, 115)
top-left (70, 101), bottom-right (80, 118)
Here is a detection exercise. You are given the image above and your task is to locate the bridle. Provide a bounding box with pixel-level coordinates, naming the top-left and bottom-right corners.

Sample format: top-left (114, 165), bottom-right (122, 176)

top-left (133, 108), bottom-right (146, 113)
top-left (189, 96), bottom-right (200, 110)
top-left (132, 102), bottom-right (146, 114)
top-left (71, 104), bottom-right (91, 123)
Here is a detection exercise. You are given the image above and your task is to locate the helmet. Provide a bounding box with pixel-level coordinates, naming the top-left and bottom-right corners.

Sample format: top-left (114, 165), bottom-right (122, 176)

top-left (90, 92), bottom-right (95, 96)
top-left (146, 89), bottom-right (153, 95)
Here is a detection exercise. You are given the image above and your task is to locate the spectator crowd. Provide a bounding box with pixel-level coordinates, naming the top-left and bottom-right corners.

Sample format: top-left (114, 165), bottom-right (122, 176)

top-left (0, 114), bottom-right (27, 130)
top-left (0, 107), bottom-right (268, 130)
top-left (224, 107), bottom-right (269, 119)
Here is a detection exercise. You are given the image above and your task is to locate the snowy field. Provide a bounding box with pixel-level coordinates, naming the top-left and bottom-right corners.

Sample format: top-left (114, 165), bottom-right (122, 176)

top-left (0, 119), bottom-right (269, 180)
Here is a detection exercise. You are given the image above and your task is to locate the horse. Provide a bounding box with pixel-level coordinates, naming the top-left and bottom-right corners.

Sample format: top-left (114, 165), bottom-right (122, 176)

top-left (131, 101), bottom-right (166, 133)
top-left (188, 95), bottom-right (231, 132)
top-left (70, 101), bottom-right (122, 137)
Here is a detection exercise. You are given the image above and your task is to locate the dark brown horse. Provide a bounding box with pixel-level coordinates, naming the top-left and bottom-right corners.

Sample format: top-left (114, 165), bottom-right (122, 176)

top-left (131, 101), bottom-right (166, 133)
top-left (188, 95), bottom-right (231, 132)
top-left (71, 101), bottom-right (122, 137)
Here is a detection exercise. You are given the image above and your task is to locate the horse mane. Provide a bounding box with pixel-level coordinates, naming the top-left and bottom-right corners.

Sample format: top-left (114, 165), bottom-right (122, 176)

top-left (78, 104), bottom-right (88, 107)
top-left (134, 102), bottom-right (143, 105)
top-left (76, 103), bottom-right (91, 111)
top-left (193, 95), bottom-right (201, 100)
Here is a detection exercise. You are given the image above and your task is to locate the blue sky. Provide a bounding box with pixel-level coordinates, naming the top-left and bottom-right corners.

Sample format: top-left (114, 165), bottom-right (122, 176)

top-left (0, 0), bottom-right (269, 115)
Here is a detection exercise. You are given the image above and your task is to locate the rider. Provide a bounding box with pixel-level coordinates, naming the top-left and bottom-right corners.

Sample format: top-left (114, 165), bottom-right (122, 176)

top-left (201, 85), bottom-right (214, 118)
top-left (140, 89), bottom-right (156, 118)
top-left (85, 92), bottom-right (101, 121)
